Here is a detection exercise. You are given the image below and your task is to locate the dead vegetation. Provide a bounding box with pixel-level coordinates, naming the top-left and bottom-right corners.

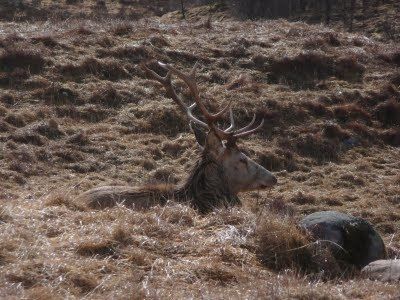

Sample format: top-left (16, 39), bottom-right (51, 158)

top-left (0, 2), bottom-right (399, 299)
top-left (58, 57), bottom-right (131, 81)
top-left (256, 212), bottom-right (312, 271)
top-left (0, 46), bottom-right (46, 74)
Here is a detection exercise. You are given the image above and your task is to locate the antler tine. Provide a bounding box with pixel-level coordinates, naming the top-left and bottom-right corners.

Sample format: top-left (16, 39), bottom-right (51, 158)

top-left (190, 61), bottom-right (199, 77)
top-left (144, 61), bottom-right (264, 143)
top-left (224, 107), bottom-right (235, 133)
top-left (234, 114), bottom-right (257, 135)
top-left (141, 61), bottom-right (168, 82)
top-left (141, 62), bottom-right (186, 113)
top-left (233, 118), bottom-right (265, 139)
top-left (158, 62), bottom-right (229, 125)
top-left (214, 116), bottom-right (263, 145)
top-left (213, 101), bottom-right (232, 120)
top-left (188, 103), bottom-right (208, 129)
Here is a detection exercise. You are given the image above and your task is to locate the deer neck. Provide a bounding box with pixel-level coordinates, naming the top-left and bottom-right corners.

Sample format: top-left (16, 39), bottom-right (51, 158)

top-left (173, 155), bottom-right (240, 213)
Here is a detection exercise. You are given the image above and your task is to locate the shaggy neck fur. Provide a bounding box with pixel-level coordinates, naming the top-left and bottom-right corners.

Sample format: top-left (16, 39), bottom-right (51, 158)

top-left (173, 154), bottom-right (240, 213)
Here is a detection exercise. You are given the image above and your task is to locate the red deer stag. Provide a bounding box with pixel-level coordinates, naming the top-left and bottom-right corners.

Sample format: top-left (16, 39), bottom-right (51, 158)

top-left (76, 61), bottom-right (277, 213)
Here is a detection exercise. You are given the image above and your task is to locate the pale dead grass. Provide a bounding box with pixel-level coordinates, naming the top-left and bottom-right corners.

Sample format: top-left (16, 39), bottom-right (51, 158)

top-left (0, 6), bottom-right (400, 300)
top-left (0, 197), bottom-right (399, 299)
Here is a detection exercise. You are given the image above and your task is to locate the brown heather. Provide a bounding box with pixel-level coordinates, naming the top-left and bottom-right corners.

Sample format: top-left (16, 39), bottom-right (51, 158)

top-left (0, 1), bottom-right (399, 299)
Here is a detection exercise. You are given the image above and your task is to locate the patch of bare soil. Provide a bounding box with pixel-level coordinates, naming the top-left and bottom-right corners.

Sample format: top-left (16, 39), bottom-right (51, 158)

top-left (0, 4), bottom-right (399, 299)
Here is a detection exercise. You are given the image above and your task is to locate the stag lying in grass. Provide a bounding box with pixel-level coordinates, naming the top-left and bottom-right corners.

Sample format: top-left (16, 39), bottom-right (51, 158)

top-left (76, 61), bottom-right (277, 213)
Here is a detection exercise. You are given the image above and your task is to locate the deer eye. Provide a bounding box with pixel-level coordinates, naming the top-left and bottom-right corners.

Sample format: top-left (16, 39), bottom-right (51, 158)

top-left (239, 157), bottom-right (247, 164)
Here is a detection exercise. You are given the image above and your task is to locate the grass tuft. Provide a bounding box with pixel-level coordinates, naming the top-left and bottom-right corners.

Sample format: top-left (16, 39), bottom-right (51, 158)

top-left (126, 249), bottom-right (151, 267)
top-left (4, 113), bottom-right (26, 127)
top-left (76, 240), bottom-right (117, 257)
top-left (67, 271), bottom-right (98, 294)
top-left (334, 104), bottom-right (371, 123)
top-left (59, 57), bottom-right (131, 81)
top-left (295, 133), bottom-right (338, 161)
top-left (268, 52), bottom-right (332, 89)
top-left (45, 192), bottom-right (84, 211)
top-left (0, 120), bottom-right (12, 132)
top-left (0, 206), bottom-right (12, 224)
top-left (6, 263), bottom-right (46, 288)
top-left (75, 26), bottom-right (94, 35)
top-left (375, 99), bottom-right (400, 126)
top-left (25, 286), bottom-right (57, 300)
top-left (380, 128), bottom-right (400, 147)
top-left (11, 130), bottom-right (47, 146)
top-left (379, 49), bottom-right (400, 66)
top-left (255, 212), bottom-right (312, 271)
top-left (89, 84), bottom-right (124, 108)
top-left (346, 122), bottom-right (374, 140)
top-left (303, 100), bottom-right (331, 117)
top-left (111, 226), bottom-right (132, 245)
top-left (145, 107), bottom-right (188, 136)
top-left (67, 131), bottom-right (90, 145)
top-left (56, 105), bottom-right (110, 122)
top-left (35, 84), bottom-right (83, 106)
top-left (322, 122), bottom-right (350, 140)
top-left (290, 191), bottom-right (316, 205)
top-left (334, 56), bottom-right (365, 82)
top-left (31, 35), bottom-right (58, 48)
top-left (0, 94), bottom-right (15, 106)
top-left (111, 23), bottom-right (133, 36)
top-left (195, 263), bottom-right (238, 285)
top-left (258, 149), bottom-right (297, 172)
top-left (34, 119), bottom-right (65, 139)
top-left (0, 45), bottom-right (46, 73)
top-left (99, 45), bottom-right (153, 63)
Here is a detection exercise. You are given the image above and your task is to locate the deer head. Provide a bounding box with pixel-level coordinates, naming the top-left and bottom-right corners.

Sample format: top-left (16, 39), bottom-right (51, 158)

top-left (141, 61), bottom-right (277, 203)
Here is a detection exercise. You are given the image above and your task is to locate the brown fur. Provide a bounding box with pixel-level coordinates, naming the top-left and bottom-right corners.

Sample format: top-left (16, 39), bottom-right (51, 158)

top-left (175, 155), bottom-right (240, 213)
top-left (77, 184), bottom-right (174, 210)
top-left (76, 155), bottom-right (239, 213)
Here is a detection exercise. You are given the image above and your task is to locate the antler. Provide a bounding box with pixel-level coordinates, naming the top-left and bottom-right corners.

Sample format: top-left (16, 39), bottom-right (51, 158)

top-left (141, 61), bottom-right (208, 129)
top-left (141, 60), bottom-right (264, 145)
top-left (217, 108), bottom-right (264, 146)
top-left (157, 61), bottom-right (231, 126)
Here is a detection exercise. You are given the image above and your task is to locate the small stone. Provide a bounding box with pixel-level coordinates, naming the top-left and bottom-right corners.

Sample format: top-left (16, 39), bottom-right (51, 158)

top-left (362, 259), bottom-right (400, 282)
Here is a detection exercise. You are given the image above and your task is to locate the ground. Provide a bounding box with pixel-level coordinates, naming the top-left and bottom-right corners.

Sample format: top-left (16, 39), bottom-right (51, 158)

top-left (0, 2), bottom-right (399, 299)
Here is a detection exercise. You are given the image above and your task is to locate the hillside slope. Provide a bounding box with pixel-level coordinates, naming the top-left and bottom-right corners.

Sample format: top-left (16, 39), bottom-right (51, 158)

top-left (0, 12), bottom-right (399, 299)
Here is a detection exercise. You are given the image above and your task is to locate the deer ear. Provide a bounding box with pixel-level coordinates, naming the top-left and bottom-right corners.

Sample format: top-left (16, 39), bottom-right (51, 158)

top-left (190, 121), bottom-right (206, 148)
top-left (204, 130), bottom-right (223, 155)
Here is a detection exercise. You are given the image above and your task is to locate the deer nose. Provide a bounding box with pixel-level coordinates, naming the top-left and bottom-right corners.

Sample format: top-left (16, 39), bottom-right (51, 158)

top-left (271, 175), bottom-right (278, 185)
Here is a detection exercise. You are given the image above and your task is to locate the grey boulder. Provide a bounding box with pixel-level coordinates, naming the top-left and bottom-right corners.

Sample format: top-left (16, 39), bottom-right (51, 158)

top-left (362, 259), bottom-right (400, 282)
top-left (300, 211), bottom-right (386, 268)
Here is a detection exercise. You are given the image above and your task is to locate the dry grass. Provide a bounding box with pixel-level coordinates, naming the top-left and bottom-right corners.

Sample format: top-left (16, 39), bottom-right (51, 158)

top-left (0, 3), bottom-right (400, 299)
top-left (76, 240), bottom-right (117, 257)
top-left (255, 212), bottom-right (312, 271)
top-left (44, 192), bottom-right (84, 211)
top-left (59, 57), bottom-right (131, 81)
top-left (255, 211), bottom-right (358, 280)
top-left (375, 99), bottom-right (400, 126)
top-left (0, 45), bottom-right (46, 74)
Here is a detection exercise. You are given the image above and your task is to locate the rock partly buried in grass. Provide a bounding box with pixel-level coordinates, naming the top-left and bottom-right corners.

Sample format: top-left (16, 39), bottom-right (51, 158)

top-left (362, 259), bottom-right (400, 282)
top-left (300, 211), bottom-right (386, 268)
